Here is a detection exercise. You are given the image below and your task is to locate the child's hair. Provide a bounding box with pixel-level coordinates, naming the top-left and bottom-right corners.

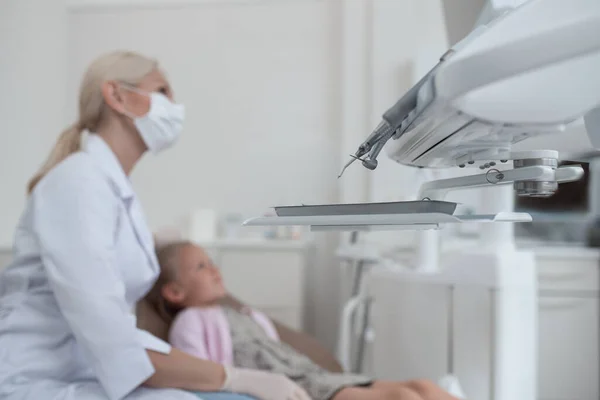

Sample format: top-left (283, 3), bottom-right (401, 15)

top-left (145, 240), bottom-right (193, 324)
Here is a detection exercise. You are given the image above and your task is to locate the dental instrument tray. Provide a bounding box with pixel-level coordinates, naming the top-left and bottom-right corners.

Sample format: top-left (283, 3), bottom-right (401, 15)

top-left (244, 200), bottom-right (532, 231)
top-left (274, 200), bottom-right (457, 217)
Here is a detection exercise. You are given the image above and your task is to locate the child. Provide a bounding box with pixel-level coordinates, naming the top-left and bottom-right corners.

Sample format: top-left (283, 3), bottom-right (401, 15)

top-left (146, 241), bottom-right (459, 400)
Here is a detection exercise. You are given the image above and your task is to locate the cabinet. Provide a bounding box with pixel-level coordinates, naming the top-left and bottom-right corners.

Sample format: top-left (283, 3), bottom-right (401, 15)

top-left (538, 296), bottom-right (598, 400)
top-left (536, 248), bottom-right (599, 400)
top-left (365, 244), bottom-right (599, 400)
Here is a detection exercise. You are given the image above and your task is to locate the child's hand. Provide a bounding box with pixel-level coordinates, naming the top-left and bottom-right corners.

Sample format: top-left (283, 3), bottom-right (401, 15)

top-left (222, 366), bottom-right (312, 400)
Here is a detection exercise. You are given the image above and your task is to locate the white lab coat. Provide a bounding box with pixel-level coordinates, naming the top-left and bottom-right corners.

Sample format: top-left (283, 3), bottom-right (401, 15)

top-left (0, 135), bottom-right (199, 400)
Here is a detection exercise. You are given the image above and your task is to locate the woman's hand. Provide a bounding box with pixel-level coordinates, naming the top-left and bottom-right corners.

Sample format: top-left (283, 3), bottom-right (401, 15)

top-left (222, 366), bottom-right (312, 400)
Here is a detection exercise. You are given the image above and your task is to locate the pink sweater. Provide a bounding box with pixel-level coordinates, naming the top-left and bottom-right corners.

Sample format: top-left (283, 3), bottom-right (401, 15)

top-left (169, 306), bottom-right (279, 365)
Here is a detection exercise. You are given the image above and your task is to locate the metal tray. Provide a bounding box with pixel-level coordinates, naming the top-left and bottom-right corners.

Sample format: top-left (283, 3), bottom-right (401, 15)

top-left (274, 200), bottom-right (457, 217)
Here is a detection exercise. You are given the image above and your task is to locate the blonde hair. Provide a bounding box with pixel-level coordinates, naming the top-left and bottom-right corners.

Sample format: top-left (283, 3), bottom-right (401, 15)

top-left (27, 50), bottom-right (158, 194)
top-left (145, 241), bottom-right (193, 324)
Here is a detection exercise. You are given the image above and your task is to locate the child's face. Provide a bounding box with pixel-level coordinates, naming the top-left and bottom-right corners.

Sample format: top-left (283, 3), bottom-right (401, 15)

top-left (164, 244), bottom-right (227, 307)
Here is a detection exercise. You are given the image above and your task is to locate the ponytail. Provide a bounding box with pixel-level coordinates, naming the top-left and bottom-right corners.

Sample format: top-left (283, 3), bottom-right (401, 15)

top-left (27, 122), bottom-right (83, 194)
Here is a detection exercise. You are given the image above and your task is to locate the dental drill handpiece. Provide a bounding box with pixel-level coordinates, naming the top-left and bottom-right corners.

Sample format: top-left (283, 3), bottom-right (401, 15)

top-left (337, 126), bottom-right (388, 178)
top-left (338, 61), bottom-right (443, 178)
top-left (338, 115), bottom-right (405, 178)
top-left (337, 122), bottom-right (395, 178)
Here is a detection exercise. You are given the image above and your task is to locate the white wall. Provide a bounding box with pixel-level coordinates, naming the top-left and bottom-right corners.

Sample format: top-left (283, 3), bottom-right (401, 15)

top-left (0, 0), bottom-right (68, 248)
top-left (441, 0), bottom-right (487, 46)
top-left (4, 0), bottom-right (565, 349)
top-left (0, 0), bottom-right (480, 348)
top-left (67, 0), bottom-right (340, 226)
top-left (61, 0), bottom-right (467, 347)
top-left (66, 0), bottom-right (344, 346)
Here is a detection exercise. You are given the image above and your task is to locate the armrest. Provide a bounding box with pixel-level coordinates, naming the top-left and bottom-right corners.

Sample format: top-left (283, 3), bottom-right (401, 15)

top-left (271, 320), bottom-right (343, 373)
top-left (136, 299), bottom-right (170, 342)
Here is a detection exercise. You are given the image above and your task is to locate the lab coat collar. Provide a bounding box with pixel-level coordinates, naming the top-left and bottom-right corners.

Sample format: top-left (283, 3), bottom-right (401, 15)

top-left (85, 134), bottom-right (135, 201)
top-left (85, 134), bottom-right (160, 274)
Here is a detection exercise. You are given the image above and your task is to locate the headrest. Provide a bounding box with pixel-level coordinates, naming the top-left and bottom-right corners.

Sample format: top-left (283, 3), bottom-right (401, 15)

top-left (136, 298), bottom-right (170, 342)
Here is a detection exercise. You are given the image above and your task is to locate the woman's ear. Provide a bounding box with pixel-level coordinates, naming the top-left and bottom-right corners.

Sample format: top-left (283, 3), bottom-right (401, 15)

top-left (161, 282), bottom-right (185, 305)
top-left (101, 80), bottom-right (127, 115)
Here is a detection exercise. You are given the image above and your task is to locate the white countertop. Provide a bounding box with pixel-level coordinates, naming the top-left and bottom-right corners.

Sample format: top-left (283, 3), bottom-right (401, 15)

top-left (195, 237), bottom-right (314, 250)
top-left (0, 238), bottom-right (314, 254)
top-left (2, 236), bottom-right (598, 258)
top-left (518, 243), bottom-right (600, 260)
top-left (375, 237), bottom-right (600, 261)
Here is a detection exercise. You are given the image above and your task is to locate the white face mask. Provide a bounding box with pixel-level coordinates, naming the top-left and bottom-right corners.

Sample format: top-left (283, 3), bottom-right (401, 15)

top-left (121, 85), bottom-right (185, 153)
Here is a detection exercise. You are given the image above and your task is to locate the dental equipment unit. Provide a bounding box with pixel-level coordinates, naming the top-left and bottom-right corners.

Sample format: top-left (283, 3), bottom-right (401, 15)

top-left (244, 1), bottom-right (600, 400)
top-left (245, 0), bottom-right (600, 231)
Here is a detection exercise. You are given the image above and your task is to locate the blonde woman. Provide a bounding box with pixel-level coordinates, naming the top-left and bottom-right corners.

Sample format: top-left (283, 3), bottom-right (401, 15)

top-left (0, 51), bottom-right (308, 400)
